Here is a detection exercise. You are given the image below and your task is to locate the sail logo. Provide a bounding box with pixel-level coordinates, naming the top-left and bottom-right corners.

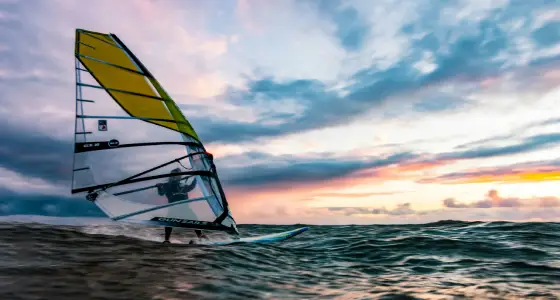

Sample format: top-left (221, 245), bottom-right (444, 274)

top-left (82, 142), bottom-right (100, 148)
top-left (98, 120), bottom-right (107, 131)
top-left (108, 139), bottom-right (119, 147)
top-left (154, 217), bottom-right (217, 227)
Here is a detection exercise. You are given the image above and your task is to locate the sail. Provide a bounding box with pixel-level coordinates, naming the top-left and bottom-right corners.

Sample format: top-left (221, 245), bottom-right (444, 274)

top-left (71, 28), bottom-right (238, 235)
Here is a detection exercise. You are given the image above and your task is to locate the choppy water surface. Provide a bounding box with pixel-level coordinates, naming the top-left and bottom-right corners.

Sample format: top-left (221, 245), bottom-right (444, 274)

top-left (0, 219), bottom-right (558, 299)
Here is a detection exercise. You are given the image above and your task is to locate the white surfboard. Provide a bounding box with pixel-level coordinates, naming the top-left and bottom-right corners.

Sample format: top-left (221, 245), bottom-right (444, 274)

top-left (192, 227), bottom-right (309, 246)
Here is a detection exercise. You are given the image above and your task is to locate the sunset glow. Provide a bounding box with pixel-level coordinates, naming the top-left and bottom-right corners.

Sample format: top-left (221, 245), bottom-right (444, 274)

top-left (0, 0), bottom-right (559, 223)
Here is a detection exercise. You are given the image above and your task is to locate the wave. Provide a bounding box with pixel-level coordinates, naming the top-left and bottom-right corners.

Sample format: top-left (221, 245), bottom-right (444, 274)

top-left (0, 219), bottom-right (558, 299)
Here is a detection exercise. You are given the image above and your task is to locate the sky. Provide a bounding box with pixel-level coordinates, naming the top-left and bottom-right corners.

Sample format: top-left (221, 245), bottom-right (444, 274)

top-left (0, 0), bottom-right (559, 225)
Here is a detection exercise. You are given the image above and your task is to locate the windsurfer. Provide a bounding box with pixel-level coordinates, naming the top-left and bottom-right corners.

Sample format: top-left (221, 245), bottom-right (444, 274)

top-left (156, 168), bottom-right (206, 243)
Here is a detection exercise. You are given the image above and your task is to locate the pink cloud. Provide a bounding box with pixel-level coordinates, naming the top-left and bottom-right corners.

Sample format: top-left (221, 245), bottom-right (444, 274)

top-left (443, 189), bottom-right (560, 209)
top-left (235, 0), bottom-right (264, 35)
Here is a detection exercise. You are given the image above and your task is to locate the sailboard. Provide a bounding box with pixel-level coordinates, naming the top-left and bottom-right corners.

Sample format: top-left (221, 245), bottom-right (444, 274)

top-left (193, 227), bottom-right (309, 246)
top-left (70, 28), bottom-right (239, 235)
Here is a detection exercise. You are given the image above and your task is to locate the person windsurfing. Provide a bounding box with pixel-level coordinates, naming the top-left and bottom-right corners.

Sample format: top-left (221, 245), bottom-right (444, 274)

top-left (156, 167), bottom-right (207, 243)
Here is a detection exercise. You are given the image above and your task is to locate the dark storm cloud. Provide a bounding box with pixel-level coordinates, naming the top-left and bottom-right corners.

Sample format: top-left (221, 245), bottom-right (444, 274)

top-left (217, 151), bottom-right (417, 187)
top-left (0, 122), bottom-right (74, 184)
top-left (0, 188), bottom-right (103, 217)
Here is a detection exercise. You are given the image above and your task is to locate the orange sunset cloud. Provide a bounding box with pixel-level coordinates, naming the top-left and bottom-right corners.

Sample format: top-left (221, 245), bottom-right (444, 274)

top-left (420, 162), bottom-right (560, 185)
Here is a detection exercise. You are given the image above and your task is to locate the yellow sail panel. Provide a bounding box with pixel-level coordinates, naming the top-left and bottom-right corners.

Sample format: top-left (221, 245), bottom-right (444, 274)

top-left (79, 34), bottom-right (134, 70)
top-left (109, 92), bottom-right (181, 130)
top-left (82, 59), bottom-right (152, 91)
top-left (87, 32), bottom-right (118, 45)
top-left (75, 29), bottom-right (199, 140)
top-left (146, 77), bottom-right (200, 140)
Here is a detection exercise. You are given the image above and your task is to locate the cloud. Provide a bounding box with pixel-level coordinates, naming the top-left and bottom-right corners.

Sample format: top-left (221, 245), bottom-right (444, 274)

top-left (3, 0), bottom-right (559, 148)
top-left (442, 189), bottom-right (560, 209)
top-left (436, 133), bottom-right (560, 161)
top-left (189, 5), bottom-right (560, 144)
top-left (3, 92), bottom-right (558, 199)
top-left (327, 203), bottom-right (417, 216)
top-left (242, 191), bottom-right (560, 224)
top-left (532, 20), bottom-right (560, 47)
top-left (309, 0), bottom-right (370, 51)
top-left (411, 131), bottom-right (560, 185)
top-left (0, 0), bottom-right (236, 136)
top-left (453, 118), bottom-right (560, 150)
top-left (442, 198), bottom-right (470, 209)
top-left (0, 187), bottom-right (103, 217)
top-left (315, 190), bottom-right (560, 223)
top-left (218, 151), bottom-right (417, 187)
top-left (0, 121), bottom-right (73, 185)
top-left (312, 191), bottom-right (403, 198)
top-left (242, 206), bottom-right (560, 225)
top-left (327, 206), bottom-right (371, 216)
top-left (371, 203), bottom-right (417, 216)
top-left (184, 78), bottom-right (339, 143)
top-left (420, 158), bottom-right (560, 184)
top-left (221, 128), bottom-right (560, 189)
top-left (411, 92), bottom-right (470, 113)
top-left (1, 0), bottom-right (560, 224)
top-left (0, 167), bottom-right (68, 197)
top-left (289, 188), bottom-right (560, 223)
top-left (0, 102), bottom-right (418, 197)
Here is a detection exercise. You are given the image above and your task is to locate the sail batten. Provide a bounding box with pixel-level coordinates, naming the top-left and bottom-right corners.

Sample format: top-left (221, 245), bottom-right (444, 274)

top-left (80, 31), bottom-right (120, 47)
top-left (71, 28), bottom-right (238, 235)
top-left (74, 141), bottom-right (203, 153)
top-left (78, 42), bottom-right (95, 49)
top-left (78, 54), bottom-right (146, 76)
top-left (112, 195), bottom-right (212, 221)
top-left (76, 115), bottom-right (195, 126)
top-left (76, 80), bottom-right (166, 101)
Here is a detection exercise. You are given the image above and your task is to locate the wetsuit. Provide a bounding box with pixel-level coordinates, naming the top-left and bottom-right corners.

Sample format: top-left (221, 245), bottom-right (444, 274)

top-left (157, 177), bottom-right (198, 242)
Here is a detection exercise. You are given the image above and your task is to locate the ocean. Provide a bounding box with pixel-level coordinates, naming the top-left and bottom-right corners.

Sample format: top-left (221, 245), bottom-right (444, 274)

top-left (0, 218), bottom-right (558, 300)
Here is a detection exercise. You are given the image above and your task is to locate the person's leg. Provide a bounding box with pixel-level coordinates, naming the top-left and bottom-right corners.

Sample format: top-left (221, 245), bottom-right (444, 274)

top-left (195, 229), bottom-right (208, 239)
top-left (164, 226), bottom-right (172, 242)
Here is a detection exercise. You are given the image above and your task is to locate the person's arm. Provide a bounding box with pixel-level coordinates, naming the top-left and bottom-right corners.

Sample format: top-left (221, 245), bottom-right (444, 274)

top-left (183, 177), bottom-right (198, 193)
top-left (156, 183), bottom-right (166, 196)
